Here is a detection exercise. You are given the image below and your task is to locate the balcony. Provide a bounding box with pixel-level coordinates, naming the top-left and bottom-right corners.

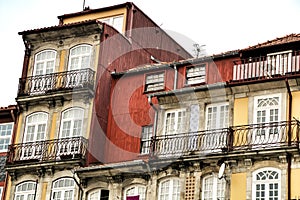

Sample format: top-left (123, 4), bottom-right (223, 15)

top-left (18, 68), bottom-right (95, 96)
top-left (232, 51), bottom-right (300, 82)
top-left (6, 137), bottom-right (88, 166)
top-left (151, 121), bottom-right (299, 157)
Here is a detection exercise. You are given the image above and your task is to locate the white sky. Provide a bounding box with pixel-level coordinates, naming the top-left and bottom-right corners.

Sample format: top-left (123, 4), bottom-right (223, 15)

top-left (0, 0), bottom-right (300, 106)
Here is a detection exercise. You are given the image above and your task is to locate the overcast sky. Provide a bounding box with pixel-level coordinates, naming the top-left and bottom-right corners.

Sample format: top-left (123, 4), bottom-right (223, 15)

top-left (0, 0), bottom-right (300, 106)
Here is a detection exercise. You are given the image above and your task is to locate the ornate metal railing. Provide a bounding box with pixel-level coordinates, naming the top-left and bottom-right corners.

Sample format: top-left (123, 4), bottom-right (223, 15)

top-left (6, 137), bottom-right (88, 165)
top-left (18, 68), bottom-right (95, 96)
top-left (232, 51), bottom-right (300, 82)
top-left (151, 121), bottom-right (299, 156)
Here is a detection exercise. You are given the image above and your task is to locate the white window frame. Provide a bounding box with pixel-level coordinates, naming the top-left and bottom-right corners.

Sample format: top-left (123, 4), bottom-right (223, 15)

top-left (51, 178), bottom-right (75, 200)
top-left (0, 122), bottom-right (13, 152)
top-left (99, 15), bottom-right (124, 33)
top-left (68, 44), bottom-right (92, 71)
top-left (158, 178), bottom-right (181, 200)
top-left (202, 174), bottom-right (226, 200)
top-left (24, 112), bottom-right (48, 142)
top-left (124, 184), bottom-right (146, 200)
top-left (144, 72), bottom-right (165, 92)
top-left (140, 126), bottom-right (153, 154)
top-left (33, 50), bottom-right (56, 76)
top-left (186, 64), bottom-right (206, 85)
top-left (14, 181), bottom-right (37, 200)
top-left (164, 109), bottom-right (186, 135)
top-left (252, 168), bottom-right (281, 200)
top-left (87, 188), bottom-right (109, 200)
top-left (205, 102), bottom-right (229, 130)
top-left (59, 108), bottom-right (84, 138)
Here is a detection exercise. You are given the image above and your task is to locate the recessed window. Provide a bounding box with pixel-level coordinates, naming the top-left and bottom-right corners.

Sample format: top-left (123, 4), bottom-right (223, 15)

top-left (51, 178), bottom-right (75, 200)
top-left (164, 109), bottom-right (186, 135)
top-left (68, 45), bottom-right (92, 70)
top-left (158, 178), bottom-right (180, 200)
top-left (206, 103), bottom-right (229, 130)
top-left (14, 181), bottom-right (37, 200)
top-left (140, 126), bottom-right (153, 154)
top-left (186, 64), bottom-right (205, 85)
top-left (99, 15), bottom-right (124, 33)
top-left (87, 188), bottom-right (109, 200)
top-left (202, 174), bottom-right (226, 200)
top-left (0, 122), bottom-right (13, 152)
top-left (144, 72), bottom-right (165, 92)
top-left (34, 50), bottom-right (56, 76)
top-left (60, 108), bottom-right (84, 138)
top-left (124, 184), bottom-right (146, 200)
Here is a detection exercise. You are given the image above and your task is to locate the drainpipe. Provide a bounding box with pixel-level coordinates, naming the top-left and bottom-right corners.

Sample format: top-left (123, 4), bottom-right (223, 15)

top-left (173, 64), bottom-right (178, 90)
top-left (33, 179), bottom-right (38, 200)
top-left (285, 78), bottom-right (292, 200)
top-left (148, 95), bottom-right (159, 155)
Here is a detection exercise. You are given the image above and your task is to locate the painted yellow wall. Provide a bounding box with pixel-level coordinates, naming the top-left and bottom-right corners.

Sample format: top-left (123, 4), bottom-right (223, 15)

top-left (62, 8), bottom-right (127, 32)
top-left (59, 50), bottom-right (66, 73)
top-left (41, 182), bottom-right (48, 200)
top-left (4, 176), bottom-right (11, 200)
top-left (15, 114), bottom-right (23, 143)
top-left (292, 91), bottom-right (300, 120)
top-left (50, 112), bottom-right (57, 140)
top-left (231, 173), bottom-right (247, 200)
top-left (233, 97), bottom-right (248, 126)
top-left (291, 168), bottom-right (300, 198)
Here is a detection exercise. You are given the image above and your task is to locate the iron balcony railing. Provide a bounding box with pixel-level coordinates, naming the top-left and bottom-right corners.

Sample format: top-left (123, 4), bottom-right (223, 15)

top-left (232, 51), bottom-right (300, 82)
top-left (18, 68), bottom-right (95, 96)
top-left (6, 137), bottom-right (88, 165)
top-left (151, 121), bottom-right (299, 156)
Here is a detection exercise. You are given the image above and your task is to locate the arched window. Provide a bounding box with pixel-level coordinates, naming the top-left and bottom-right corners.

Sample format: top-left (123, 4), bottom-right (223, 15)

top-left (24, 112), bottom-right (48, 142)
top-left (252, 168), bottom-right (281, 200)
top-left (124, 184), bottom-right (146, 200)
top-left (60, 108), bottom-right (84, 138)
top-left (88, 188), bottom-right (109, 200)
top-left (202, 174), bottom-right (226, 200)
top-left (68, 45), bottom-right (92, 70)
top-left (14, 181), bottom-right (37, 200)
top-left (51, 178), bottom-right (75, 200)
top-left (34, 50), bottom-right (56, 75)
top-left (158, 178), bottom-right (180, 200)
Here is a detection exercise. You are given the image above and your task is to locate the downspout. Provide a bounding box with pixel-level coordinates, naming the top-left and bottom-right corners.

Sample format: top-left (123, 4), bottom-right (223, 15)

top-left (173, 64), bottom-right (178, 90)
top-left (33, 179), bottom-right (38, 200)
top-left (148, 95), bottom-right (159, 155)
top-left (72, 173), bottom-right (84, 200)
top-left (285, 78), bottom-right (292, 200)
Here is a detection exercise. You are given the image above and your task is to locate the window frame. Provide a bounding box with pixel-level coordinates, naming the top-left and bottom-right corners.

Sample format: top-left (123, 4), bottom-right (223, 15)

top-left (205, 102), bottom-right (229, 130)
top-left (158, 178), bottom-right (181, 200)
top-left (23, 112), bottom-right (48, 143)
top-left (163, 108), bottom-right (186, 135)
top-left (252, 167), bottom-right (281, 200)
top-left (33, 49), bottom-right (56, 76)
top-left (59, 107), bottom-right (84, 138)
top-left (185, 64), bottom-right (206, 85)
top-left (68, 44), bottom-right (92, 71)
top-left (99, 14), bottom-right (124, 33)
top-left (14, 181), bottom-right (37, 200)
top-left (140, 125), bottom-right (153, 154)
top-left (0, 122), bottom-right (13, 152)
top-left (51, 177), bottom-right (75, 200)
top-left (124, 184), bottom-right (146, 200)
top-left (87, 188), bottom-right (109, 200)
top-left (201, 174), bottom-right (226, 200)
top-left (144, 72), bottom-right (165, 93)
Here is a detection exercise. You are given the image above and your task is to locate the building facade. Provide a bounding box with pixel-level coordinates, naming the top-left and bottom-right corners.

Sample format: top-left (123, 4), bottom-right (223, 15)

top-left (4, 2), bottom-right (191, 200)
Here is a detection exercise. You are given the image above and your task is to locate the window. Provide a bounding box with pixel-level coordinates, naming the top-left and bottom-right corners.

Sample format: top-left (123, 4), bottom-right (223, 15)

top-left (60, 108), bottom-right (84, 138)
top-left (0, 186), bottom-right (3, 199)
top-left (164, 109), bottom-right (186, 135)
top-left (140, 126), bottom-right (153, 154)
top-left (0, 122), bottom-right (13, 152)
top-left (124, 185), bottom-right (146, 200)
top-left (51, 178), bottom-right (75, 200)
top-left (87, 189), bottom-right (109, 200)
top-left (252, 168), bottom-right (281, 200)
top-left (206, 103), bottom-right (229, 130)
top-left (14, 181), bottom-right (36, 200)
top-left (144, 72), bottom-right (165, 92)
top-left (68, 45), bottom-right (92, 70)
top-left (24, 112), bottom-right (48, 142)
top-left (158, 178), bottom-right (180, 200)
top-left (33, 50), bottom-right (56, 75)
top-left (186, 64), bottom-right (205, 85)
top-left (253, 94), bottom-right (281, 144)
top-left (99, 15), bottom-right (124, 33)
top-left (202, 174), bottom-right (226, 200)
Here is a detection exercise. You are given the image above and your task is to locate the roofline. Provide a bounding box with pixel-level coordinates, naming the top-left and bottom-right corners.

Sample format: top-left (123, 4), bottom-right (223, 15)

top-left (57, 2), bottom-right (133, 20)
top-left (18, 19), bottom-right (102, 36)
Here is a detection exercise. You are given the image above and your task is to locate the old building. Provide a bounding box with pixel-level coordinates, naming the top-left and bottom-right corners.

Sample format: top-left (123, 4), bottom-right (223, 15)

top-left (4, 2), bottom-right (191, 200)
top-left (74, 34), bottom-right (300, 200)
